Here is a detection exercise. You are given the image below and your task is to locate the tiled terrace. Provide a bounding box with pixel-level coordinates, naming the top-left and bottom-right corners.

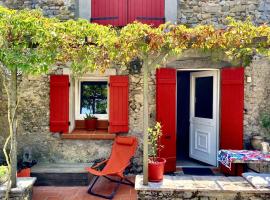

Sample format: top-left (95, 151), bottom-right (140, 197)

top-left (33, 177), bottom-right (136, 200)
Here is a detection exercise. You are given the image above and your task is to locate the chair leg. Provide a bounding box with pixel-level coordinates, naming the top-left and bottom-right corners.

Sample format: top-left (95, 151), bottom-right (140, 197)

top-left (104, 176), bottom-right (134, 186)
top-left (87, 176), bottom-right (122, 200)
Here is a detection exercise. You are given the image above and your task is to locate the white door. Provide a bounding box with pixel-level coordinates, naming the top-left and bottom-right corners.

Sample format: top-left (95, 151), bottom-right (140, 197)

top-left (189, 71), bottom-right (219, 166)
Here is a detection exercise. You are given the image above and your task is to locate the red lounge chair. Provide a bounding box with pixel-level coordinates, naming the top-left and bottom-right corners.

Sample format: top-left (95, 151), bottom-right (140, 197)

top-left (85, 136), bottom-right (138, 199)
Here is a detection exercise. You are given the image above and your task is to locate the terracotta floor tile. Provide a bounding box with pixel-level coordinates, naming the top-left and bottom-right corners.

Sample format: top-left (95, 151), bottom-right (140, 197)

top-left (33, 184), bottom-right (137, 200)
top-left (32, 176), bottom-right (137, 200)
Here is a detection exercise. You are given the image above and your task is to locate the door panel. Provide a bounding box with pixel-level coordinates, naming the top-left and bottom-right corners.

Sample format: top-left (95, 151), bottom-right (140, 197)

top-left (189, 71), bottom-right (218, 166)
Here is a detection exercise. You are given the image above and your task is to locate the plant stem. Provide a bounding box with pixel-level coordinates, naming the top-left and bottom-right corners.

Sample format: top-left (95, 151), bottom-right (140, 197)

top-left (143, 63), bottom-right (149, 185)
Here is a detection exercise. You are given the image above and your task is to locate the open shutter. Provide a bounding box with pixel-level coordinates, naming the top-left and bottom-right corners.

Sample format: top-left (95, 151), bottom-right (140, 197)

top-left (128, 0), bottom-right (165, 26)
top-left (50, 75), bottom-right (69, 134)
top-left (156, 68), bottom-right (176, 172)
top-left (109, 75), bottom-right (129, 133)
top-left (91, 0), bottom-right (127, 26)
top-left (220, 67), bottom-right (244, 175)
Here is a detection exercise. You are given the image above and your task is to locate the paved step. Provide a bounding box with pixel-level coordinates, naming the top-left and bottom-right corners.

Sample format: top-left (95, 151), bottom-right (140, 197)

top-left (135, 175), bottom-right (270, 200)
top-left (31, 163), bottom-right (93, 186)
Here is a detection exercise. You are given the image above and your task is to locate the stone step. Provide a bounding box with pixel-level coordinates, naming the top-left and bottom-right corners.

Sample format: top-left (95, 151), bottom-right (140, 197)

top-left (135, 175), bottom-right (270, 200)
top-left (31, 163), bottom-right (93, 186)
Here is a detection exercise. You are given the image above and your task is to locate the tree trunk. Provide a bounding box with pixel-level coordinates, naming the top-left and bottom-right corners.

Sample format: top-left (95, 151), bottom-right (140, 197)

top-left (10, 69), bottom-right (17, 188)
top-left (143, 64), bottom-right (149, 185)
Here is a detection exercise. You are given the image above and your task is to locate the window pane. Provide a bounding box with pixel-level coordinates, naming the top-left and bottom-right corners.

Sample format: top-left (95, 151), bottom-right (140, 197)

top-left (80, 81), bottom-right (107, 115)
top-left (195, 76), bottom-right (213, 119)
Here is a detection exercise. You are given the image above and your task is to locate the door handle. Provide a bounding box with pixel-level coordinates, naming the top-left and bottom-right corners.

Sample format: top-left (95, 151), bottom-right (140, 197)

top-left (165, 135), bottom-right (171, 139)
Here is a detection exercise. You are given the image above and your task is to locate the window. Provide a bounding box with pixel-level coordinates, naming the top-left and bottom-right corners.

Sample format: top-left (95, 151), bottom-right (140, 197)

top-left (80, 81), bottom-right (108, 115)
top-left (75, 79), bottom-right (109, 120)
top-left (195, 76), bottom-right (213, 119)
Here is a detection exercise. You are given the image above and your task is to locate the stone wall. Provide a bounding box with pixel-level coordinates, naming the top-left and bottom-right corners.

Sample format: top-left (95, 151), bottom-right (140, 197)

top-left (0, 0), bottom-right (76, 20)
top-left (178, 0), bottom-right (270, 27)
top-left (0, 68), bottom-right (148, 172)
top-left (1, 0), bottom-right (270, 25)
top-left (0, 177), bottom-right (36, 200)
top-left (137, 190), bottom-right (270, 200)
top-left (1, 54), bottom-right (270, 170)
top-left (244, 56), bottom-right (270, 146)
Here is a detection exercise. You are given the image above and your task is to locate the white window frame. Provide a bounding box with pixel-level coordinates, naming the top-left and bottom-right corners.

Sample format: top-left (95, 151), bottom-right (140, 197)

top-left (75, 76), bottom-right (109, 120)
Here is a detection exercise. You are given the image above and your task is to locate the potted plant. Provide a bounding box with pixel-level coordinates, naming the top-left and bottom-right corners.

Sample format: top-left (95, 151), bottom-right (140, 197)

top-left (84, 113), bottom-right (98, 131)
top-left (17, 148), bottom-right (37, 177)
top-left (148, 122), bottom-right (166, 182)
top-left (0, 166), bottom-right (8, 184)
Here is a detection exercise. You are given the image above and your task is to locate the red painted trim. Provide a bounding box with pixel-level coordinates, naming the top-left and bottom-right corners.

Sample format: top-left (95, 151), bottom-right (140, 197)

top-left (50, 75), bottom-right (69, 134)
top-left (156, 68), bottom-right (177, 173)
top-left (109, 75), bottom-right (129, 133)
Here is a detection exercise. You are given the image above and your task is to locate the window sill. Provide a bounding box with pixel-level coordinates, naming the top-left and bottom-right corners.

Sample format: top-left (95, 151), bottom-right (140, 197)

top-left (61, 129), bottom-right (115, 140)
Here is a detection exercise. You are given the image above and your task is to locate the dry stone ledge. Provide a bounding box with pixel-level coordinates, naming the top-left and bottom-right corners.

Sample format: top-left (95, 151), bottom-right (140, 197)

top-left (135, 175), bottom-right (270, 200)
top-left (0, 177), bottom-right (36, 200)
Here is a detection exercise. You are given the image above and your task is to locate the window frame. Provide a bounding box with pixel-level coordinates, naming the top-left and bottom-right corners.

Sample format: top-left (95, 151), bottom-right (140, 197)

top-left (75, 77), bottom-right (109, 120)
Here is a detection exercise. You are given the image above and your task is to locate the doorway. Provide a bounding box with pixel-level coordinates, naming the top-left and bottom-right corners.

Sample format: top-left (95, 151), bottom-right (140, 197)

top-left (176, 70), bottom-right (219, 167)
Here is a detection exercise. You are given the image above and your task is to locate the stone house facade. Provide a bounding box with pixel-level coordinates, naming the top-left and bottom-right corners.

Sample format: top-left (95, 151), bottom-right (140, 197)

top-left (0, 0), bottom-right (269, 173)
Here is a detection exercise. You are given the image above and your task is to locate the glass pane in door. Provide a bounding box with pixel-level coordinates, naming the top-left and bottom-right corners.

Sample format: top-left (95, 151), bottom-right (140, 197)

top-left (195, 76), bottom-right (213, 119)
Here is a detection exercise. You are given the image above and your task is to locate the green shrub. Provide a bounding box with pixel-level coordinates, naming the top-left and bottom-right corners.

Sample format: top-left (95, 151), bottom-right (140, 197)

top-left (260, 112), bottom-right (270, 137)
top-left (0, 166), bottom-right (8, 184)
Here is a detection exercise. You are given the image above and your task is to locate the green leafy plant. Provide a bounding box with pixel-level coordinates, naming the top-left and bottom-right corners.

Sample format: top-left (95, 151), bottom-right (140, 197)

top-left (148, 122), bottom-right (163, 162)
top-left (0, 165), bottom-right (8, 184)
top-left (260, 112), bottom-right (270, 137)
top-left (84, 113), bottom-right (97, 120)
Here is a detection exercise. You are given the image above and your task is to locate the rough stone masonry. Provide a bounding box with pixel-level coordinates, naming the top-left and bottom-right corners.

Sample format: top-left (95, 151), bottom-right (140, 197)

top-left (0, 1), bottom-right (269, 173)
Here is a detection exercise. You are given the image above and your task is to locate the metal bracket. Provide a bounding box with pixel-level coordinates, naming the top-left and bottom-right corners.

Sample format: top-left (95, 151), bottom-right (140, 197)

top-left (90, 16), bottom-right (119, 22)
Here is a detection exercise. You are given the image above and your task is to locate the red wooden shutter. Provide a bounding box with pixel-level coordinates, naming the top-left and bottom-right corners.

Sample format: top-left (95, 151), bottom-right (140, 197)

top-left (220, 67), bottom-right (244, 175)
top-left (128, 0), bottom-right (165, 26)
top-left (50, 75), bottom-right (69, 134)
top-left (109, 75), bottom-right (129, 133)
top-left (156, 68), bottom-right (176, 172)
top-left (91, 0), bottom-right (127, 26)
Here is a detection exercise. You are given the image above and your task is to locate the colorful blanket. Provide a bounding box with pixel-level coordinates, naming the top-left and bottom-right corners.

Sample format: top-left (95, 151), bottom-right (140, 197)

top-left (218, 150), bottom-right (270, 170)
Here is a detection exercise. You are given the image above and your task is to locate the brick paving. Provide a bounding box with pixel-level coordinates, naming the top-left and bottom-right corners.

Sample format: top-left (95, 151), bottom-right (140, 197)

top-left (33, 177), bottom-right (137, 200)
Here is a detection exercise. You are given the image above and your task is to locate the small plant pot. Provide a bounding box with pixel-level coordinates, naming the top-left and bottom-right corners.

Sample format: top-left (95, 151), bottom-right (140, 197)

top-left (85, 119), bottom-right (97, 131)
top-left (17, 168), bottom-right (31, 177)
top-left (148, 157), bottom-right (166, 182)
top-left (251, 135), bottom-right (264, 150)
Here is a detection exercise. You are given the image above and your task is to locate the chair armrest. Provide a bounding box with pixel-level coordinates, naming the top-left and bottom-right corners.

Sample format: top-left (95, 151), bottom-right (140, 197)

top-left (92, 159), bottom-right (109, 169)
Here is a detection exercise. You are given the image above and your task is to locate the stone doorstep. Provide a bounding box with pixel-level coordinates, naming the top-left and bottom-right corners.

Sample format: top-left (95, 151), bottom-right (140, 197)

top-left (0, 177), bottom-right (36, 198)
top-left (31, 163), bottom-right (92, 173)
top-left (135, 175), bottom-right (270, 193)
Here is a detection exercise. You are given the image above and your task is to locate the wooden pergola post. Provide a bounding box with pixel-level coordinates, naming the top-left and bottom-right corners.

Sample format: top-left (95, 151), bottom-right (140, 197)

top-left (142, 63), bottom-right (149, 185)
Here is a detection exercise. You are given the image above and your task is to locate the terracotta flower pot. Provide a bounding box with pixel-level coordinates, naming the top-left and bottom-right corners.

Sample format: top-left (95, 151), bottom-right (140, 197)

top-left (85, 119), bottom-right (97, 131)
top-left (148, 157), bottom-right (166, 182)
top-left (17, 168), bottom-right (31, 177)
top-left (251, 135), bottom-right (264, 150)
